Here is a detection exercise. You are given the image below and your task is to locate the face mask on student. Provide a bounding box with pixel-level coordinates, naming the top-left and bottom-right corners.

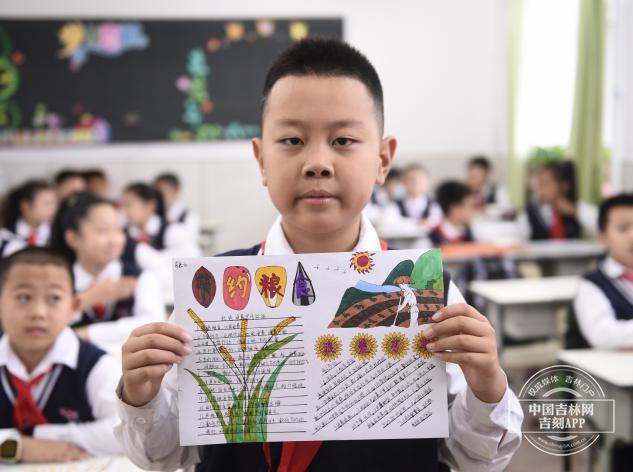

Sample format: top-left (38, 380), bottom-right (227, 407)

top-left (391, 184), bottom-right (407, 200)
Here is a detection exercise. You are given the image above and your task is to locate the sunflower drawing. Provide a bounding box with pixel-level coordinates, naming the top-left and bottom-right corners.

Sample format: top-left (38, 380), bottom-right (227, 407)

top-left (315, 334), bottom-right (343, 362)
top-left (382, 332), bottom-right (409, 359)
top-left (413, 332), bottom-right (434, 359)
top-left (349, 251), bottom-right (375, 274)
top-left (349, 333), bottom-right (377, 361)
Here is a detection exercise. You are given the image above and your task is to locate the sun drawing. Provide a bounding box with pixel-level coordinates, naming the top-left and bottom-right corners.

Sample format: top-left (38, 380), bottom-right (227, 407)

top-left (349, 333), bottom-right (377, 361)
top-left (413, 332), bottom-right (434, 359)
top-left (382, 332), bottom-right (409, 359)
top-left (350, 251), bottom-right (375, 274)
top-left (315, 334), bottom-right (343, 362)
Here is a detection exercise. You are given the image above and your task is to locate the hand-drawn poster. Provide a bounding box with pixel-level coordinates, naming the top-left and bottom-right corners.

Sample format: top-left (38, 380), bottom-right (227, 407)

top-left (174, 249), bottom-right (449, 446)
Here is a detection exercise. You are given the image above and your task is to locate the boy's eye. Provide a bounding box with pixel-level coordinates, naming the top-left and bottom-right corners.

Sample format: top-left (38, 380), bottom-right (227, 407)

top-left (332, 137), bottom-right (355, 146)
top-left (16, 294), bottom-right (30, 303)
top-left (47, 295), bottom-right (62, 304)
top-left (282, 137), bottom-right (303, 146)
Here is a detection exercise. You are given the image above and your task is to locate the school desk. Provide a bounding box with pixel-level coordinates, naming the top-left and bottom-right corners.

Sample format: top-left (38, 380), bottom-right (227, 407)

top-left (469, 276), bottom-right (580, 354)
top-left (558, 349), bottom-right (633, 471)
top-left (375, 224), bottom-right (430, 249)
top-left (512, 240), bottom-right (605, 276)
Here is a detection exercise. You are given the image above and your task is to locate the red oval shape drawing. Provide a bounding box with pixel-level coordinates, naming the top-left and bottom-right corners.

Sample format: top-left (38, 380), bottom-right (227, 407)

top-left (223, 266), bottom-right (252, 310)
top-left (192, 266), bottom-right (216, 308)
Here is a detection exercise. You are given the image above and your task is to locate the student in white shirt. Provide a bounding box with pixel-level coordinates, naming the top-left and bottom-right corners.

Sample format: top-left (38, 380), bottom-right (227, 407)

top-left (391, 164), bottom-right (443, 230)
top-left (49, 192), bottom-right (164, 352)
top-left (1, 180), bottom-right (57, 251)
top-left (569, 194), bottom-right (633, 349)
top-left (466, 156), bottom-right (512, 216)
top-left (114, 38), bottom-right (523, 472)
top-left (518, 160), bottom-right (598, 240)
top-left (120, 183), bottom-right (201, 295)
top-left (154, 172), bottom-right (201, 243)
top-left (0, 248), bottom-right (121, 464)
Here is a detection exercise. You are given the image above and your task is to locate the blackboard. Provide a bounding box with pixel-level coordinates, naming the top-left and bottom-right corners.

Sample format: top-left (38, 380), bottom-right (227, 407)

top-left (0, 18), bottom-right (343, 146)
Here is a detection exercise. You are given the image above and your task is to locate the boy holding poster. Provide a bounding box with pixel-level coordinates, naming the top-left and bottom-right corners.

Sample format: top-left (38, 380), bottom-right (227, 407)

top-left (115, 38), bottom-right (523, 471)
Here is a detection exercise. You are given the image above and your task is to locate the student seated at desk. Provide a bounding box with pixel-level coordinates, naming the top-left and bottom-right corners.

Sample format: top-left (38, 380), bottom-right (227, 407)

top-left (466, 155), bottom-right (512, 216)
top-left (49, 192), bottom-right (164, 351)
top-left (115, 38), bottom-right (523, 472)
top-left (0, 248), bottom-right (122, 464)
top-left (153, 172), bottom-right (200, 244)
top-left (430, 181), bottom-right (517, 295)
top-left (394, 164), bottom-right (443, 229)
top-left (568, 194), bottom-right (633, 349)
top-left (120, 182), bottom-right (201, 293)
top-left (519, 160), bottom-right (597, 240)
top-left (0, 180), bottom-right (58, 254)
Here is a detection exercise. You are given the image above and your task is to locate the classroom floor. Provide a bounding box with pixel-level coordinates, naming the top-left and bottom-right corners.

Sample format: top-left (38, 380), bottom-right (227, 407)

top-left (505, 367), bottom-right (605, 472)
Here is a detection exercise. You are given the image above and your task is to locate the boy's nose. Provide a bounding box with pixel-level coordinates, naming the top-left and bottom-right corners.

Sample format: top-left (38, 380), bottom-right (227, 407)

top-left (29, 299), bottom-right (48, 320)
top-left (302, 146), bottom-right (335, 178)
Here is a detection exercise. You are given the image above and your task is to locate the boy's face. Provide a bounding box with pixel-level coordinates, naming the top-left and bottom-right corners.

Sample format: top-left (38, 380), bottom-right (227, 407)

top-left (448, 196), bottom-right (476, 226)
top-left (253, 76), bottom-right (395, 237)
top-left (466, 165), bottom-right (489, 191)
top-left (87, 177), bottom-right (109, 198)
top-left (57, 177), bottom-right (86, 200)
top-left (403, 169), bottom-right (429, 198)
top-left (66, 204), bottom-right (126, 268)
top-left (534, 168), bottom-right (562, 203)
top-left (0, 263), bottom-right (77, 358)
top-left (599, 207), bottom-right (633, 268)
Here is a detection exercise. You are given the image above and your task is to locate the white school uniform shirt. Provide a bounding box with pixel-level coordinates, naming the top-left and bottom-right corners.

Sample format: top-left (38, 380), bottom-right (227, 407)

top-left (402, 195), bottom-right (443, 228)
top-left (517, 201), bottom-right (599, 241)
top-left (14, 219), bottom-right (50, 247)
top-left (114, 214), bottom-right (524, 472)
top-left (0, 228), bottom-right (26, 258)
top-left (436, 220), bottom-right (470, 242)
top-left (0, 327), bottom-right (122, 456)
top-left (129, 215), bottom-right (202, 297)
top-left (573, 257), bottom-right (633, 349)
top-left (73, 260), bottom-right (165, 351)
top-left (167, 199), bottom-right (201, 244)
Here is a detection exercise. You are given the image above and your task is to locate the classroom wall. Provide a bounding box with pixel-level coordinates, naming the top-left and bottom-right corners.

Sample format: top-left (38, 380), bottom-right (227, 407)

top-left (0, 0), bottom-right (508, 252)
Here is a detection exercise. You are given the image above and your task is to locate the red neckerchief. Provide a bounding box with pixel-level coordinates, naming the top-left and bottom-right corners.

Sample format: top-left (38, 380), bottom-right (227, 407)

top-left (7, 369), bottom-right (50, 432)
top-left (26, 229), bottom-right (38, 246)
top-left (549, 211), bottom-right (567, 239)
top-left (258, 236), bottom-right (389, 471)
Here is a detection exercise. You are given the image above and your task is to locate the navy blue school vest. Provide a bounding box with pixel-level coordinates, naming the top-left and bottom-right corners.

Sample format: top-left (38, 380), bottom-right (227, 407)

top-left (72, 258), bottom-right (142, 328)
top-left (195, 243), bottom-right (450, 472)
top-left (566, 269), bottom-right (633, 349)
top-left (486, 184), bottom-right (497, 205)
top-left (526, 204), bottom-right (581, 240)
top-left (395, 198), bottom-right (433, 220)
top-left (0, 339), bottom-right (105, 431)
top-left (177, 209), bottom-right (189, 223)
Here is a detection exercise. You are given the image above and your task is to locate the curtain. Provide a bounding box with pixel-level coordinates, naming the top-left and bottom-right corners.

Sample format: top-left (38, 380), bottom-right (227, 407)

top-left (568, 0), bottom-right (607, 203)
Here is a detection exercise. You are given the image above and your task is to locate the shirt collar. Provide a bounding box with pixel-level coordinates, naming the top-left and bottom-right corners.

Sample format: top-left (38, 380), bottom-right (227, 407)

top-left (438, 220), bottom-right (467, 240)
top-left (602, 256), bottom-right (630, 279)
top-left (263, 213), bottom-right (382, 255)
top-left (73, 260), bottom-right (122, 292)
top-left (128, 214), bottom-right (161, 238)
top-left (15, 219), bottom-right (49, 241)
top-left (0, 327), bottom-right (79, 380)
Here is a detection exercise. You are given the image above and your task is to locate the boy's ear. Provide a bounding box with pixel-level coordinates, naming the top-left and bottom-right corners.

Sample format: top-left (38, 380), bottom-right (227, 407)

top-left (71, 294), bottom-right (81, 314)
top-left (252, 138), bottom-right (267, 186)
top-left (376, 136), bottom-right (397, 185)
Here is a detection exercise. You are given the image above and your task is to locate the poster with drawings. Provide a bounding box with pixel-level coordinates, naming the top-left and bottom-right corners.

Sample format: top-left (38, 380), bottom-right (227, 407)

top-left (174, 248), bottom-right (449, 446)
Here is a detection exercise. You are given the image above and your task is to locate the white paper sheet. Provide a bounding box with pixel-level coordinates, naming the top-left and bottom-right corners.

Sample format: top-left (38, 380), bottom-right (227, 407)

top-left (175, 248), bottom-right (449, 445)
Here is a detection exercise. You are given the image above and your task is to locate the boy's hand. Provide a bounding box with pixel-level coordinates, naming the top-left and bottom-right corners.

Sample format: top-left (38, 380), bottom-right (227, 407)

top-left (553, 196), bottom-right (578, 217)
top-left (121, 322), bottom-right (192, 407)
top-left (21, 437), bottom-right (89, 463)
top-left (424, 303), bottom-right (507, 403)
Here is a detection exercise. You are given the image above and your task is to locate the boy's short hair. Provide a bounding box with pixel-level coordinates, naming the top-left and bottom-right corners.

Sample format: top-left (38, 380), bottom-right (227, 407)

top-left (0, 247), bottom-right (74, 294)
top-left (82, 169), bottom-right (107, 181)
top-left (436, 180), bottom-right (472, 214)
top-left (468, 155), bottom-right (491, 171)
top-left (154, 172), bottom-right (180, 190)
top-left (385, 168), bottom-right (402, 182)
top-left (262, 37), bottom-right (384, 132)
top-left (54, 169), bottom-right (83, 186)
top-left (598, 193), bottom-right (633, 231)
